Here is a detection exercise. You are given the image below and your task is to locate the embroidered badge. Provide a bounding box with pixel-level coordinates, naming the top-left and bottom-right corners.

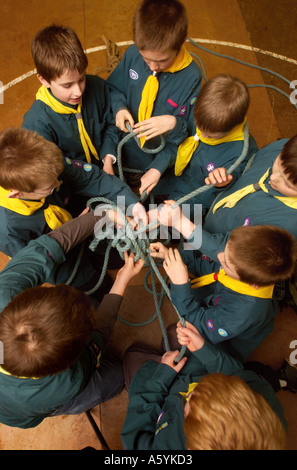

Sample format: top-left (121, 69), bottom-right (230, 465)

top-left (206, 162), bottom-right (215, 172)
top-left (218, 328), bottom-right (228, 337)
top-left (207, 320), bottom-right (215, 331)
top-left (83, 164), bottom-right (92, 172)
top-left (73, 160), bottom-right (83, 168)
top-left (178, 105), bottom-right (187, 116)
top-left (129, 69), bottom-right (139, 80)
top-left (167, 98), bottom-right (178, 108)
top-left (155, 421), bottom-right (169, 437)
top-left (65, 157), bottom-right (72, 165)
top-left (190, 97), bottom-right (197, 105)
top-left (243, 217), bottom-right (251, 226)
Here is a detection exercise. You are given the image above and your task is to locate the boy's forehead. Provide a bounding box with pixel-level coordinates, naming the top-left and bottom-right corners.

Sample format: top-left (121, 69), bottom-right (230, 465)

top-left (139, 49), bottom-right (177, 62)
top-left (51, 68), bottom-right (86, 84)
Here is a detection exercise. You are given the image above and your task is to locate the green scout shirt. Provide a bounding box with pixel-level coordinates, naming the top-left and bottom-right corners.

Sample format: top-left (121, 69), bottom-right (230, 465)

top-left (22, 75), bottom-right (120, 164)
top-left (121, 341), bottom-right (286, 450)
top-left (0, 235), bottom-right (105, 428)
top-left (107, 45), bottom-right (202, 173)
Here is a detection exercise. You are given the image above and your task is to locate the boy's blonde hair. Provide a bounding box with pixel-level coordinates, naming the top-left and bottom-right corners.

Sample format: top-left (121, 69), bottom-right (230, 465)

top-left (194, 74), bottom-right (250, 133)
top-left (31, 25), bottom-right (88, 82)
top-left (0, 128), bottom-right (64, 192)
top-left (228, 225), bottom-right (297, 286)
top-left (133, 0), bottom-right (187, 52)
top-left (184, 373), bottom-right (286, 450)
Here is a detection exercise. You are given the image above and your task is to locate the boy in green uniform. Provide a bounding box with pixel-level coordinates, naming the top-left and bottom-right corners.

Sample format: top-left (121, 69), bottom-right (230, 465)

top-left (107, 0), bottom-right (202, 195)
top-left (0, 128), bottom-right (146, 294)
top-left (158, 74), bottom-right (258, 216)
top-left (22, 25), bottom-right (119, 174)
top-left (150, 224), bottom-right (296, 362)
top-left (121, 321), bottom-right (287, 450)
top-left (0, 213), bottom-right (144, 428)
top-left (153, 134), bottom-right (297, 262)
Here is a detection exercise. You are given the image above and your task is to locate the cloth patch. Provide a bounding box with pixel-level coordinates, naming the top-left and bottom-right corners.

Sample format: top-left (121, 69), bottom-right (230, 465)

top-left (83, 164), bottom-right (93, 172)
top-left (178, 105), bottom-right (187, 116)
top-left (129, 69), bottom-right (139, 80)
top-left (206, 162), bottom-right (215, 172)
top-left (207, 319), bottom-right (215, 331)
top-left (155, 421), bottom-right (169, 437)
top-left (167, 98), bottom-right (178, 108)
top-left (218, 328), bottom-right (228, 337)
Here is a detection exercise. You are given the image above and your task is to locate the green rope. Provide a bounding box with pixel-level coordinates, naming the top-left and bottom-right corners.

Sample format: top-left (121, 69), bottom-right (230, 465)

top-left (116, 123), bottom-right (165, 186)
top-left (85, 195), bottom-right (186, 358)
top-left (187, 37), bottom-right (297, 110)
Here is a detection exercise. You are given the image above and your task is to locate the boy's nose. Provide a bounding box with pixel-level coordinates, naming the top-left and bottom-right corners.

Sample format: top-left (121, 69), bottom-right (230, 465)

top-left (149, 62), bottom-right (160, 72)
top-left (73, 84), bottom-right (83, 96)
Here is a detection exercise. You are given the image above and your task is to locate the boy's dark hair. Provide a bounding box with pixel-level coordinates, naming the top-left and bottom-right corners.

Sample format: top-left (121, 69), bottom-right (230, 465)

top-left (133, 0), bottom-right (187, 52)
top-left (193, 74), bottom-right (250, 134)
top-left (0, 285), bottom-right (95, 377)
top-left (0, 128), bottom-right (63, 192)
top-left (31, 24), bottom-right (88, 82)
top-left (228, 225), bottom-right (297, 286)
top-left (279, 134), bottom-right (297, 186)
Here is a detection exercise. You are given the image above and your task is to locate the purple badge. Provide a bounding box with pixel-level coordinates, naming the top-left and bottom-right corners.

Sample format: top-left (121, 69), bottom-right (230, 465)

top-left (207, 320), bottom-right (215, 331)
top-left (178, 105), bottom-right (187, 116)
top-left (243, 217), bottom-right (251, 226)
top-left (206, 162), bottom-right (215, 172)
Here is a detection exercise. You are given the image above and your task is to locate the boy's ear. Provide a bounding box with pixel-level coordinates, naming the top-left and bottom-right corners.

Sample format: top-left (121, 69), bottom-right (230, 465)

top-left (37, 73), bottom-right (51, 88)
top-left (7, 189), bottom-right (22, 199)
top-left (250, 284), bottom-right (259, 290)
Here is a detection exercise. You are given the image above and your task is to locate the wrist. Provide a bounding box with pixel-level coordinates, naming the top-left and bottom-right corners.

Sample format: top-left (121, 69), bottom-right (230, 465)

top-left (103, 154), bottom-right (116, 165)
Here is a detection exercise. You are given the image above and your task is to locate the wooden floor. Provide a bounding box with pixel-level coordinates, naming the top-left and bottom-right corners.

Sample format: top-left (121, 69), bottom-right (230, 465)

top-left (0, 0), bottom-right (297, 450)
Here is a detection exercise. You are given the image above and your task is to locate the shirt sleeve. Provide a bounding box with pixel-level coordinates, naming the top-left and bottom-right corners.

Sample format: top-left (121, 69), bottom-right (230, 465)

top-left (121, 361), bottom-right (178, 450)
top-left (0, 235), bottom-right (65, 313)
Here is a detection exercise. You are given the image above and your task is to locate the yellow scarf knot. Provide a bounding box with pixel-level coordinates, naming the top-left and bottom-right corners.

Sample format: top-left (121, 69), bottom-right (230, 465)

top-left (175, 118), bottom-right (247, 176)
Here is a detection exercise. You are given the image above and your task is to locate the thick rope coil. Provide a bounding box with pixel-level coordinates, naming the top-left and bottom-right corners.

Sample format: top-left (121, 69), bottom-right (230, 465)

top-left (84, 196), bottom-right (186, 358)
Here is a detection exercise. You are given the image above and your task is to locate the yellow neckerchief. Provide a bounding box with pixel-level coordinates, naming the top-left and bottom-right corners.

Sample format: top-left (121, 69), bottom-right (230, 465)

top-left (212, 168), bottom-right (270, 214)
top-left (191, 268), bottom-right (274, 299)
top-left (36, 86), bottom-right (99, 163)
top-left (0, 365), bottom-right (39, 380)
top-left (212, 168), bottom-right (297, 213)
top-left (180, 382), bottom-right (198, 401)
top-left (0, 186), bottom-right (72, 230)
top-left (138, 45), bottom-right (193, 148)
top-left (174, 118), bottom-right (247, 176)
